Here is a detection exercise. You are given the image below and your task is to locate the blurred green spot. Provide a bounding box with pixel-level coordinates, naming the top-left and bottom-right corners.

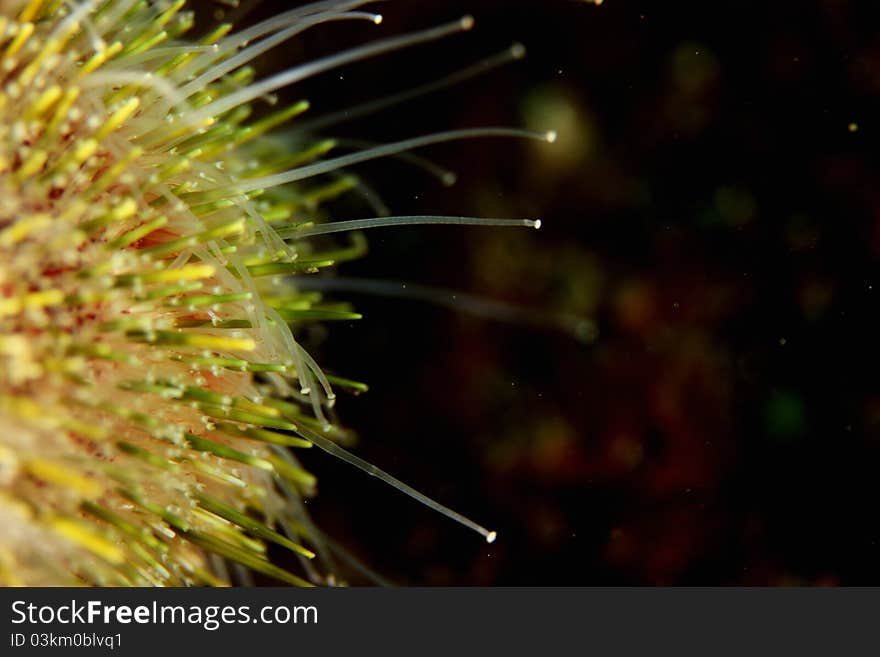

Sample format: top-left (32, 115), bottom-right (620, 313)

top-left (522, 84), bottom-right (592, 169)
top-left (671, 43), bottom-right (720, 94)
top-left (764, 389), bottom-right (806, 441)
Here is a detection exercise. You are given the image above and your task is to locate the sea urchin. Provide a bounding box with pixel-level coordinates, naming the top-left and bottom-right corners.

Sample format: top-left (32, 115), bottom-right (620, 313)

top-left (0, 0), bottom-right (547, 586)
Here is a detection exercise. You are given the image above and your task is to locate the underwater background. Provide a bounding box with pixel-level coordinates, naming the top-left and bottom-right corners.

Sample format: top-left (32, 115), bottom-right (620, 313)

top-left (244, 0), bottom-right (880, 585)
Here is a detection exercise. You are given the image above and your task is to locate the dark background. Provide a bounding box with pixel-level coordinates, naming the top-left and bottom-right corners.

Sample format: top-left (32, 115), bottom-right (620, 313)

top-left (224, 0), bottom-right (880, 585)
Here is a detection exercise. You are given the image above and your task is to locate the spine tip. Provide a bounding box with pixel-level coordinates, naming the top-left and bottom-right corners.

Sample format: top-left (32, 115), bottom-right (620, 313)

top-left (545, 130), bottom-right (558, 143)
top-left (460, 15), bottom-right (475, 31)
top-left (486, 531), bottom-right (497, 544)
